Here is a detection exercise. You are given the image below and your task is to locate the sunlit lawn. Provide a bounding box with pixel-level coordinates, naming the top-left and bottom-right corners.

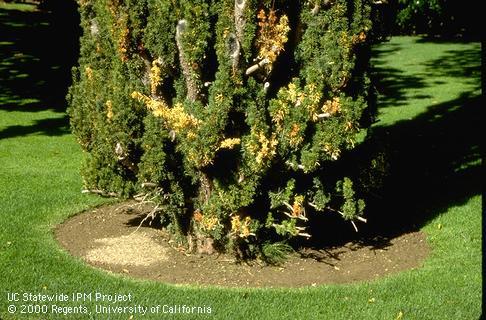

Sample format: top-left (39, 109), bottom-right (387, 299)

top-left (0, 4), bottom-right (481, 319)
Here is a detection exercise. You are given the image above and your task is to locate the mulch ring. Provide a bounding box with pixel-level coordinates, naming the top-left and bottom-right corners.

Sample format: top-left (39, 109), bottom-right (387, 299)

top-left (55, 201), bottom-right (430, 288)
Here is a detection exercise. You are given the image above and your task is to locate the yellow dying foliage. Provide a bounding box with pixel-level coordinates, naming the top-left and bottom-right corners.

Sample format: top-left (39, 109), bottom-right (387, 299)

top-left (231, 215), bottom-right (252, 238)
top-left (105, 100), bottom-right (113, 121)
top-left (322, 97), bottom-right (341, 116)
top-left (271, 99), bottom-right (289, 130)
top-left (85, 66), bottom-right (93, 81)
top-left (193, 210), bottom-right (203, 222)
top-left (194, 210), bottom-right (220, 232)
top-left (271, 82), bottom-right (322, 131)
top-left (292, 195), bottom-right (305, 217)
top-left (187, 150), bottom-right (214, 167)
top-left (256, 9), bottom-right (290, 65)
top-left (150, 59), bottom-right (163, 96)
top-left (118, 27), bottom-right (129, 58)
top-left (218, 138), bottom-right (241, 150)
top-left (324, 143), bottom-right (341, 160)
top-left (201, 215), bottom-right (220, 232)
top-left (352, 31), bottom-right (367, 44)
top-left (305, 83), bottom-right (322, 121)
top-left (247, 130), bottom-right (278, 165)
top-left (131, 91), bottom-right (201, 133)
top-left (289, 123), bottom-right (303, 147)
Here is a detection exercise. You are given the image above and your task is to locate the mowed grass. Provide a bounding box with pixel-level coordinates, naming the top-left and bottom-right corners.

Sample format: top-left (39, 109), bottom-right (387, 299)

top-left (0, 5), bottom-right (481, 319)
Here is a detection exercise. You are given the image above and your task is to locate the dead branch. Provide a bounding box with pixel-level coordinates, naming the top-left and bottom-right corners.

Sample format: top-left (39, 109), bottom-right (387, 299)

top-left (317, 112), bottom-right (331, 119)
top-left (81, 189), bottom-right (119, 197)
top-left (90, 19), bottom-right (99, 36)
top-left (245, 58), bottom-right (270, 75)
top-left (130, 204), bottom-right (162, 235)
top-left (263, 82), bottom-right (270, 94)
top-left (115, 142), bottom-right (126, 160)
top-left (141, 182), bottom-right (157, 188)
top-left (309, 202), bottom-right (367, 229)
top-left (133, 193), bottom-right (149, 202)
top-left (295, 227), bottom-right (311, 238)
top-left (281, 201), bottom-right (309, 221)
top-left (325, 206), bottom-right (367, 231)
top-left (308, 202), bottom-right (319, 209)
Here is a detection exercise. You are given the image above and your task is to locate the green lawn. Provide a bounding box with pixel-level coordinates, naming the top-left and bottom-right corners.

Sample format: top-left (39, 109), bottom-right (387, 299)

top-left (0, 5), bottom-right (481, 320)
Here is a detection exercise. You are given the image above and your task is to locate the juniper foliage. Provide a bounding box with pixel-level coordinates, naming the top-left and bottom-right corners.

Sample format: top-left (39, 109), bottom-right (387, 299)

top-left (69, 0), bottom-right (376, 258)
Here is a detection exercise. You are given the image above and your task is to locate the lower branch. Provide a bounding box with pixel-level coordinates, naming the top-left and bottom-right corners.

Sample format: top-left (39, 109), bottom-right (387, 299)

top-left (245, 58), bottom-right (270, 76)
top-left (81, 189), bottom-right (119, 197)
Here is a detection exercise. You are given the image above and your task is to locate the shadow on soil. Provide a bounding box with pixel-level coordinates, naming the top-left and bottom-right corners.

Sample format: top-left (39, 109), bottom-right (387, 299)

top-left (0, 1), bottom-right (80, 138)
top-left (305, 39), bottom-right (481, 250)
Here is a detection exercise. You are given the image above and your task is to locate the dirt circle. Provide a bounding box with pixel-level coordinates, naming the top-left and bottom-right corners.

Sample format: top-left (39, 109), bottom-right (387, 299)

top-left (55, 202), bottom-right (430, 288)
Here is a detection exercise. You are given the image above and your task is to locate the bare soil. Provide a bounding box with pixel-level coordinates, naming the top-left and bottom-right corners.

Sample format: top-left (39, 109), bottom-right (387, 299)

top-left (55, 201), bottom-right (430, 288)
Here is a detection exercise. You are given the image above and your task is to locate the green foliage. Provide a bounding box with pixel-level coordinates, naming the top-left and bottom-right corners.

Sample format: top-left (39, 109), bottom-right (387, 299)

top-left (268, 179), bottom-right (295, 210)
top-left (339, 177), bottom-right (365, 220)
top-left (69, 0), bottom-right (375, 257)
top-left (393, 0), bottom-right (480, 37)
top-left (260, 242), bottom-right (294, 265)
top-left (395, 0), bottom-right (443, 34)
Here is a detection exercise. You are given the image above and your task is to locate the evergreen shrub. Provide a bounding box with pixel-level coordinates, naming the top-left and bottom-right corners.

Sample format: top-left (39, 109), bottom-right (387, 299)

top-left (69, 0), bottom-right (377, 260)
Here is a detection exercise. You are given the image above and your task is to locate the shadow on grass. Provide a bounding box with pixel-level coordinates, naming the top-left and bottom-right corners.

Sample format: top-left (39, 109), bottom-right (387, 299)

top-left (0, 2), bottom-right (80, 115)
top-left (370, 37), bottom-right (481, 109)
top-left (371, 64), bottom-right (431, 108)
top-left (370, 40), bottom-right (433, 108)
top-left (363, 92), bottom-right (481, 236)
top-left (370, 39), bottom-right (433, 109)
top-left (364, 39), bottom-right (481, 238)
top-left (306, 94), bottom-right (481, 251)
top-left (423, 48), bottom-right (481, 89)
top-left (0, 114), bottom-right (69, 139)
top-left (306, 40), bottom-right (481, 249)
